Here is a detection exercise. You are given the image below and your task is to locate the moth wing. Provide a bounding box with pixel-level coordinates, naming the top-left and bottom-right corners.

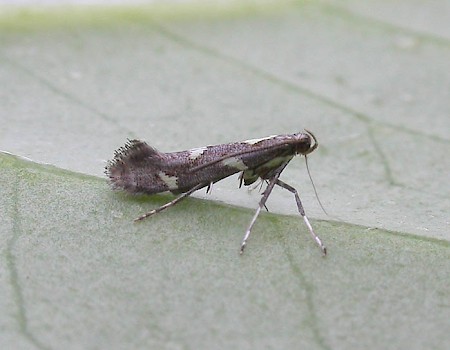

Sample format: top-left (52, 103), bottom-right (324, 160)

top-left (186, 147), bottom-right (258, 174)
top-left (187, 142), bottom-right (291, 174)
top-left (105, 139), bottom-right (165, 193)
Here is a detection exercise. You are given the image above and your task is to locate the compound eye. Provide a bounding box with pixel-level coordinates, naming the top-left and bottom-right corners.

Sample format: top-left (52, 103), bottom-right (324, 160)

top-left (295, 134), bottom-right (312, 154)
top-left (303, 130), bottom-right (318, 154)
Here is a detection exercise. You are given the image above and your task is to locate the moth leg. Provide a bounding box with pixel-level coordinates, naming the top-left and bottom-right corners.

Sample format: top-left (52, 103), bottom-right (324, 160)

top-left (206, 181), bottom-right (213, 194)
top-left (246, 179), bottom-right (264, 193)
top-left (134, 183), bottom-right (205, 222)
top-left (275, 179), bottom-right (327, 256)
top-left (240, 170), bottom-right (284, 254)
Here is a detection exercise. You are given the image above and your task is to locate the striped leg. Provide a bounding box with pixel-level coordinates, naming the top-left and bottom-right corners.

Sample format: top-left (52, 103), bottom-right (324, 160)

top-left (240, 164), bottom-right (288, 254)
top-left (134, 183), bottom-right (205, 222)
top-left (275, 179), bottom-right (326, 256)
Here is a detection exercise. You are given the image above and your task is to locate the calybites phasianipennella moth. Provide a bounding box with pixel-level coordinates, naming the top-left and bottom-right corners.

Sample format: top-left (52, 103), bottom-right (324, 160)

top-left (105, 130), bottom-right (326, 255)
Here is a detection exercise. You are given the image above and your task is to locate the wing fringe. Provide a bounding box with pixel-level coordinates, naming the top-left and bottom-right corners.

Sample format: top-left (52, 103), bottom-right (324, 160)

top-left (105, 139), bottom-right (160, 190)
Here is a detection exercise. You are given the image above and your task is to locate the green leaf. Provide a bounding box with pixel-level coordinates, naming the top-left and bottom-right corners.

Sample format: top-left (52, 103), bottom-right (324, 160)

top-left (1, 3), bottom-right (449, 349)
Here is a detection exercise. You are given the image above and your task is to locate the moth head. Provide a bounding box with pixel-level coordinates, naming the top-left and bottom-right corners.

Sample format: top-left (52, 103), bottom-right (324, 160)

top-left (295, 129), bottom-right (318, 155)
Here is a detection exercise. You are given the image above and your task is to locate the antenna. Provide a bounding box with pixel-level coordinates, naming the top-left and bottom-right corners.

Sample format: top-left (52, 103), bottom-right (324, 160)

top-left (305, 155), bottom-right (329, 216)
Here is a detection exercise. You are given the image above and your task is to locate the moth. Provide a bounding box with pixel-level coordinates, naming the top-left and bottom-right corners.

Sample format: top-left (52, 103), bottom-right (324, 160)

top-left (105, 130), bottom-right (326, 255)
